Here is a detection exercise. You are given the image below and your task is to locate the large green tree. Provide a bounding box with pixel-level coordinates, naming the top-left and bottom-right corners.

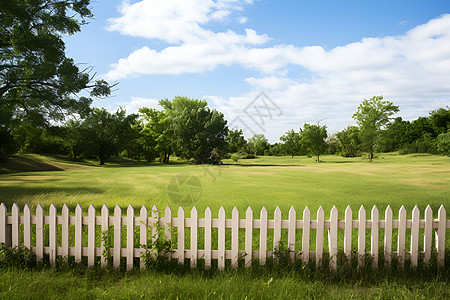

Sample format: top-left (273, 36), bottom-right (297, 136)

top-left (247, 134), bottom-right (269, 156)
top-left (139, 107), bottom-right (173, 163)
top-left (0, 0), bottom-right (112, 157)
top-left (300, 123), bottom-right (328, 162)
top-left (336, 126), bottom-right (362, 157)
top-left (225, 129), bottom-right (247, 153)
top-left (160, 96), bottom-right (228, 164)
top-left (353, 96), bottom-right (399, 162)
top-left (81, 108), bottom-right (137, 165)
top-left (280, 129), bottom-right (300, 158)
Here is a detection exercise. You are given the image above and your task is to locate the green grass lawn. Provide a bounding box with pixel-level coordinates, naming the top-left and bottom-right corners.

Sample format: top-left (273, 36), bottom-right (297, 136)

top-left (1, 153), bottom-right (448, 219)
top-left (0, 153), bottom-right (449, 299)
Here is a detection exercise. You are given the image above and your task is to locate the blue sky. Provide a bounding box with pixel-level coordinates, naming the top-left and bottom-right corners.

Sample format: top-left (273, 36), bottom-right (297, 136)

top-left (65, 0), bottom-right (450, 142)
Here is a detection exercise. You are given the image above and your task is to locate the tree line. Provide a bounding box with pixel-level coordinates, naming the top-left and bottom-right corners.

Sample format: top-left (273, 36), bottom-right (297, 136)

top-left (1, 1), bottom-right (449, 164)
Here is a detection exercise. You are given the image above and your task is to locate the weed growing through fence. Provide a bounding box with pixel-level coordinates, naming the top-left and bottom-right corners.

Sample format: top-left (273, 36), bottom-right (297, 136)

top-left (101, 229), bottom-right (112, 265)
top-left (140, 220), bottom-right (176, 271)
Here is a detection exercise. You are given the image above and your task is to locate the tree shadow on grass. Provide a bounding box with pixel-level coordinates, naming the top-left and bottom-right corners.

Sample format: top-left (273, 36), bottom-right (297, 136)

top-left (0, 186), bottom-right (104, 210)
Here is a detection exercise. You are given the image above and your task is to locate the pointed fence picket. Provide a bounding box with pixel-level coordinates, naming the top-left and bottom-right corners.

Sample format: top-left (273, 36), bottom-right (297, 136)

top-left (0, 203), bottom-right (448, 271)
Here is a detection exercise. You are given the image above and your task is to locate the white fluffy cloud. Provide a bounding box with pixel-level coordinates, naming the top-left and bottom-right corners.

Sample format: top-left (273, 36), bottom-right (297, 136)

top-left (105, 2), bottom-right (450, 141)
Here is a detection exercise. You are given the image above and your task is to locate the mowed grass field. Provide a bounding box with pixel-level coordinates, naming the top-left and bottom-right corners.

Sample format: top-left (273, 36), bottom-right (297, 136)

top-left (0, 153), bottom-right (449, 299)
top-left (0, 153), bottom-right (448, 218)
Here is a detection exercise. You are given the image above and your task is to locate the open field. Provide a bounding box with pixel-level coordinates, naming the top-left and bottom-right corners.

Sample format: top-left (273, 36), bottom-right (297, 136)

top-left (0, 153), bottom-right (448, 218)
top-left (0, 153), bottom-right (449, 298)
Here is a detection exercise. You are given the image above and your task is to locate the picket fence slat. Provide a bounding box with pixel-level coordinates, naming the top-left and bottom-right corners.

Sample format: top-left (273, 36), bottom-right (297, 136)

top-left (36, 205), bottom-right (44, 261)
top-left (384, 205), bottom-right (393, 266)
top-left (245, 207), bottom-right (253, 267)
top-left (113, 205), bottom-right (122, 269)
top-left (316, 206), bottom-right (324, 268)
top-left (259, 207), bottom-right (268, 265)
top-left (190, 207), bottom-right (198, 269)
top-left (288, 206), bottom-right (296, 263)
top-left (1, 203), bottom-right (448, 272)
top-left (437, 205), bottom-right (446, 267)
top-left (302, 207), bottom-right (310, 263)
top-left (424, 205), bottom-right (433, 263)
top-left (218, 207), bottom-right (226, 270)
top-left (410, 206), bottom-right (420, 267)
top-left (177, 207), bottom-right (185, 265)
top-left (24, 204), bottom-right (31, 250)
top-left (231, 207), bottom-right (239, 268)
top-left (398, 206), bottom-right (407, 268)
top-left (204, 207), bottom-right (212, 269)
top-left (101, 204), bottom-right (109, 268)
top-left (371, 206), bottom-right (379, 269)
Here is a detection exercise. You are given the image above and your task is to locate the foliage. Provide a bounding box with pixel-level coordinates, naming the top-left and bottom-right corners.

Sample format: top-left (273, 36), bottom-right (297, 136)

top-left (299, 123), bottom-right (328, 162)
top-left (80, 107), bottom-right (138, 165)
top-left (0, 0), bottom-right (113, 151)
top-left (280, 129), bottom-right (301, 158)
top-left (160, 96), bottom-right (228, 164)
top-left (139, 107), bottom-right (173, 163)
top-left (336, 126), bottom-right (362, 157)
top-left (226, 129), bottom-right (247, 153)
top-left (140, 222), bottom-right (174, 271)
top-left (437, 132), bottom-right (450, 156)
top-left (247, 134), bottom-right (269, 156)
top-left (353, 96), bottom-right (399, 161)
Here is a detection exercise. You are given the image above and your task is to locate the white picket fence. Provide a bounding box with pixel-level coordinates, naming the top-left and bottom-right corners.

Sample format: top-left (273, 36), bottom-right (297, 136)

top-left (0, 203), bottom-right (447, 270)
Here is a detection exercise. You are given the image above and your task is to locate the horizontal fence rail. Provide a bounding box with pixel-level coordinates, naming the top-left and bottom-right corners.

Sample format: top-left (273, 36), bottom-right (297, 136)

top-left (0, 203), bottom-right (447, 270)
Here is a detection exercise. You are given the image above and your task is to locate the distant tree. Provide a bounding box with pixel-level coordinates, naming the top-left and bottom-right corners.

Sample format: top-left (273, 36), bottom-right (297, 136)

top-left (160, 96), bottom-right (228, 164)
top-left (248, 134), bottom-right (269, 156)
top-left (300, 123), bottom-right (328, 162)
top-left (326, 134), bottom-right (340, 155)
top-left (64, 119), bottom-right (83, 161)
top-left (437, 131), bottom-right (450, 156)
top-left (139, 107), bottom-right (173, 163)
top-left (280, 129), bottom-right (300, 158)
top-left (353, 96), bottom-right (399, 162)
top-left (336, 126), bottom-right (362, 157)
top-left (429, 107), bottom-right (450, 135)
top-left (81, 107), bottom-right (133, 165)
top-left (226, 129), bottom-right (247, 153)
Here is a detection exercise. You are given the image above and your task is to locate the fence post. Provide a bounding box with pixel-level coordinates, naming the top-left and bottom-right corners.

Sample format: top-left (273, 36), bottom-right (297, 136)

top-left (231, 207), bottom-right (239, 269)
top-left (384, 205), bottom-right (393, 266)
top-left (398, 206), bottom-right (406, 269)
top-left (371, 206), bottom-right (379, 269)
top-left (113, 205), bottom-right (122, 269)
top-left (218, 206), bottom-right (226, 270)
top-left (139, 205), bottom-right (147, 270)
top-left (24, 204), bottom-right (31, 250)
top-left (0, 203), bottom-right (8, 248)
top-left (49, 204), bottom-right (57, 265)
top-left (423, 205), bottom-right (432, 263)
top-left (36, 204), bottom-right (44, 261)
top-left (259, 207), bottom-right (268, 265)
top-left (436, 205), bottom-right (446, 268)
top-left (164, 206), bottom-right (172, 261)
top-left (126, 205), bottom-right (134, 271)
top-left (273, 206), bottom-right (282, 257)
top-left (302, 207), bottom-right (310, 263)
top-left (11, 203), bottom-right (20, 249)
top-left (316, 206), bottom-right (324, 268)
top-left (101, 204), bottom-right (109, 268)
top-left (410, 206), bottom-right (420, 268)
top-left (177, 207), bottom-right (185, 265)
top-left (329, 206), bottom-right (338, 271)
top-left (358, 206), bottom-right (366, 268)
top-left (62, 204), bottom-right (70, 261)
top-left (88, 204), bottom-right (96, 268)
top-left (344, 206), bottom-right (352, 261)
top-left (245, 207), bottom-right (253, 267)
top-left (204, 207), bottom-right (212, 269)
top-left (288, 206), bottom-right (296, 263)
top-left (190, 206), bottom-right (198, 269)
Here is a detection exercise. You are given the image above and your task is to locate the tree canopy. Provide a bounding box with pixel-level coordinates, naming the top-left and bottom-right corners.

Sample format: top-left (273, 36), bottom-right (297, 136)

top-left (300, 123), bottom-right (328, 162)
top-left (353, 96), bottom-right (399, 162)
top-left (0, 0), bottom-right (112, 158)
